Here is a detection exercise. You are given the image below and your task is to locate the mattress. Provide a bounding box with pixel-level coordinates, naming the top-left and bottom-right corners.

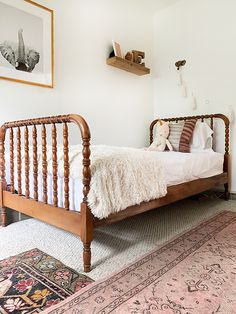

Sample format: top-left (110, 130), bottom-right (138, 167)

top-left (5, 150), bottom-right (224, 212)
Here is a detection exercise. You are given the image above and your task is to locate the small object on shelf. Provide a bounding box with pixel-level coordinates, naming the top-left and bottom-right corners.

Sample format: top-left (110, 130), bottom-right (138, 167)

top-left (106, 56), bottom-right (150, 76)
top-left (125, 52), bottom-right (133, 61)
top-left (132, 50), bottom-right (145, 64)
top-left (109, 50), bottom-right (115, 58)
top-left (112, 40), bottom-right (122, 57)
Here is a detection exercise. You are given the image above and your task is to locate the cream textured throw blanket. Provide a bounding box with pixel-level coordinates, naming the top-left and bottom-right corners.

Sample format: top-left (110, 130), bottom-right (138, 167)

top-left (57, 145), bottom-right (167, 219)
top-left (10, 145), bottom-right (167, 219)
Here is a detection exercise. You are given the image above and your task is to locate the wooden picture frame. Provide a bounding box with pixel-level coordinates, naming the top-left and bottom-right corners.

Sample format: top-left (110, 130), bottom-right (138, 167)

top-left (112, 40), bottom-right (122, 58)
top-left (0, 0), bottom-right (54, 88)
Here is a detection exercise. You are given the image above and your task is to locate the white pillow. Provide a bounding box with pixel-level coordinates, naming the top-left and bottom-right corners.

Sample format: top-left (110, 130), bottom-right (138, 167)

top-left (190, 121), bottom-right (213, 152)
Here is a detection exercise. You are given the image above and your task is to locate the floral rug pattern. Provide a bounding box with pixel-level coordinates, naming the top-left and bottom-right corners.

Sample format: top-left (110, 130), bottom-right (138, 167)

top-left (0, 248), bottom-right (93, 313)
top-left (44, 211), bottom-right (236, 314)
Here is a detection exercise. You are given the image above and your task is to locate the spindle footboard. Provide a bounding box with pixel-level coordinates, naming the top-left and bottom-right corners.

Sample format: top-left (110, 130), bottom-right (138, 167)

top-left (0, 115), bottom-right (93, 272)
top-left (0, 113), bottom-right (230, 273)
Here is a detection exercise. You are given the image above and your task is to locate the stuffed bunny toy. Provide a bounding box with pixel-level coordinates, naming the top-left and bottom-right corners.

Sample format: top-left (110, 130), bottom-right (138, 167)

top-left (147, 120), bottom-right (173, 152)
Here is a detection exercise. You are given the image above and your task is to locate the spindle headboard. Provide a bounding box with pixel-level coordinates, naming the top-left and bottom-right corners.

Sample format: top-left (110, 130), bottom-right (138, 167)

top-left (150, 114), bottom-right (230, 157)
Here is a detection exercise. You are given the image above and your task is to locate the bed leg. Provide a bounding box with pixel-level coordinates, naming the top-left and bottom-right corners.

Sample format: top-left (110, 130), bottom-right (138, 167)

top-left (224, 183), bottom-right (230, 201)
top-left (0, 207), bottom-right (7, 227)
top-left (81, 202), bottom-right (93, 273)
top-left (83, 242), bottom-right (91, 273)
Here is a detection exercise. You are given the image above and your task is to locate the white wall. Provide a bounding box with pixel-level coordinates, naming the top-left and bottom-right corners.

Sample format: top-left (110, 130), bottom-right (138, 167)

top-left (154, 0), bottom-right (236, 191)
top-left (3, 0), bottom-right (235, 189)
top-left (0, 0), bottom-right (154, 147)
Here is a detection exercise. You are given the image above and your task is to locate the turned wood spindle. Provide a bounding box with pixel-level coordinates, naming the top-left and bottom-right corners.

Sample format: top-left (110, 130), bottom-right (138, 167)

top-left (63, 123), bottom-right (69, 210)
top-left (52, 124), bottom-right (58, 207)
top-left (0, 127), bottom-right (6, 227)
top-left (210, 117), bottom-right (214, 131)
top-left (225, 124), bottom-right (229, 155)
top-left (149, 124), bottom-right (153, 145)
top-left (42, 124), bottom-right (48, 204)
top-left (17, 127), bottom-right (22, 196)
top-left (24, 126), bottom-right (30, 198)
top-left (82, 139), bottom-right (91, 203)
top-left (1, 207), bottom-right (6, 227)
top-left (0, 132), bottom-right (5, 185)
top-left (9, 128), bottom-right (14, 193)
top-left (32, 125), bottom-right (38, 201)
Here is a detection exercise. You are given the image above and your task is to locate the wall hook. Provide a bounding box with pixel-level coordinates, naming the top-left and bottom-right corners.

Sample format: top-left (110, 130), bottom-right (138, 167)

top-left (175, 60), bottom-right (186, 70)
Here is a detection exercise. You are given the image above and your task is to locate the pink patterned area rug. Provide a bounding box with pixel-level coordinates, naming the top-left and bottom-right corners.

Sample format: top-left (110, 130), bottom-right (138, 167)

top-left (44, 211), bottom-right (236, 314)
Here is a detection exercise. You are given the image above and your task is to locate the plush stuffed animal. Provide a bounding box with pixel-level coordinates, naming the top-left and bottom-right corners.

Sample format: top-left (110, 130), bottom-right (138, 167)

top-left (147, 120), bottom-right (173, 152)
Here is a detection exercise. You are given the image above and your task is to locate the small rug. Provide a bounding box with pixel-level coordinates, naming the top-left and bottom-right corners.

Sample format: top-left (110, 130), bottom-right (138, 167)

top-left (44, 211), bottom-right (236, 314)
top-left (0, 248), bottom-right (93, 313)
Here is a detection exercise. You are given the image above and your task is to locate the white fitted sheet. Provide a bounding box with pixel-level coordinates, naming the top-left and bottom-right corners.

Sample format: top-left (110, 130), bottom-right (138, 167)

top-left (6, 151), bottom-right (224, 212)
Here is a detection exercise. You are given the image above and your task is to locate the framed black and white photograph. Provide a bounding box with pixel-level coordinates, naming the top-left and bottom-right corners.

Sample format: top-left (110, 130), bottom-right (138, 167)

top-left (0, 0), bottom-right (54, 88)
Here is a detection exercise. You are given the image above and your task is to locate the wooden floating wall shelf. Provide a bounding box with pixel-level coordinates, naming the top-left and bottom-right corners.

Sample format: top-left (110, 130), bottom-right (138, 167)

top-left (106, 56), bottom-right (150, 76)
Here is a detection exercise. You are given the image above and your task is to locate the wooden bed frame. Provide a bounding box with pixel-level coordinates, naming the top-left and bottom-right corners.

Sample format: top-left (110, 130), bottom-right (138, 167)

top-left (0, 113), bottom-right (230, 272)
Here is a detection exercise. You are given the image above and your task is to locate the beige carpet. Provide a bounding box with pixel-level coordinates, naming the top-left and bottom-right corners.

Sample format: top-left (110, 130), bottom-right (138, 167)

top-left (0, 196), bottom-right (235, 281)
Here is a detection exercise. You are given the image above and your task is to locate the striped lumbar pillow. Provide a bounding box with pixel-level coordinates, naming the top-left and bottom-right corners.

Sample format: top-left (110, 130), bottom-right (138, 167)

top-left (179, 119), bottom-right (197, 153)
top-left (168, 121), bottom-right (184, 151)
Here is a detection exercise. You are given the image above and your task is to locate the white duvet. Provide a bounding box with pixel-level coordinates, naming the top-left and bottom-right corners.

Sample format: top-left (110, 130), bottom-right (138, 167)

top-left (154, 150), bottom-right (224, 186)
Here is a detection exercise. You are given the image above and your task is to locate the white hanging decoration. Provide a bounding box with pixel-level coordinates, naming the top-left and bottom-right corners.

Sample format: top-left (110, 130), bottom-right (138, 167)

top-left (181, 84), bottom-right (187, 98)
top-left (175, 60), bottom-right (187, 97)
top-left (191, 92), bottom-right (197, 110)
top-left (178, 70), bottom-right (183, 86)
